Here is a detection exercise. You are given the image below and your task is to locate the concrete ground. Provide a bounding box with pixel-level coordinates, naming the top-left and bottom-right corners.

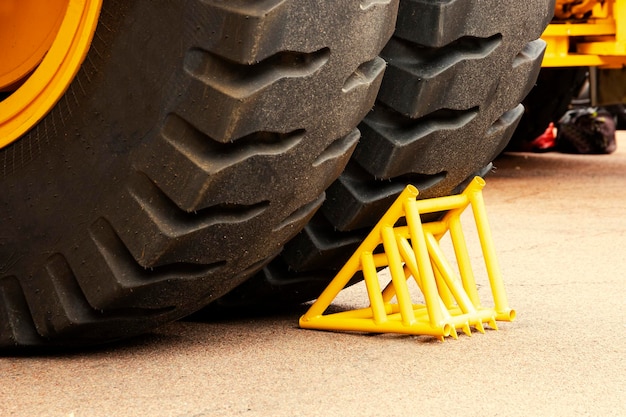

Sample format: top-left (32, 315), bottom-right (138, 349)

top-left (2, 133), bottom-right (625, 417)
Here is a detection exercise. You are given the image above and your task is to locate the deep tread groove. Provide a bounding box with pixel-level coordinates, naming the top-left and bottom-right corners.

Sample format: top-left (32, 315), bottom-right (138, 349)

top-left (27, 254), bottom-right (175, 341)
top-left (88, 217), bottom-right (227, 309)
top-left (144, 114), bottom-right (308, 211)
top-left (513, 39), bottom-right (544, 68)
top-left (361, 0), bottom-right (395, 10)
top-left (104, 170), bottom-right (278, 269)
top-left (383, 34), bottom-right (502, 78)
top-left (184, 48), bottom-right (331, 101)
top-left (282, 216), bottom-right (364, 271)
top-left (378, 34), bottom-right (504, 118)
top-left (90, 218), bottom-right (227, 281)
top-left (273, 193), bottom-right (325, 233)
top-left (0, 277), bottom-right (42, 347)
top-left (199, 0), bottom-right (284, 16)
top-left (507, 40), bottom-right (548, 104)
top-left (483, 105), bottom-right (525, 159)
top-left (162, 114), bottom-right (306, 167)
top-left (335, 163), bottom-right (447, 206)
top-left (394, 0), bottom-right (552, 48)
top-left (322, 162), bottom-right (447, 231)
top-left (38, 254), bottom-right (106, 337)
top-left (128, 171), bottom-right (270, 237)
top-left (343, 57), bottom-right (388, 92)
top-left (313, 129), bottom-right (361, 168)
top-left (356, 106), bottom-right (479, 178)
top-left (487, 105), bottom-right (525, 137)
top-left (364, 104), bottom-right (479, 133)
top-left (190, 0), bottom-right (398, 64)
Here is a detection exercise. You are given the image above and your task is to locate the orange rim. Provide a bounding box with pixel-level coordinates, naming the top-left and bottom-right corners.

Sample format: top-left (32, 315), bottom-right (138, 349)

top-left (0, 0), bottom-right (102, 149)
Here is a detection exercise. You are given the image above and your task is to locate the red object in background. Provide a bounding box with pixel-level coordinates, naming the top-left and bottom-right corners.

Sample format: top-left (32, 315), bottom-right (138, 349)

top-left (526, 122), bottom-right (557, 152)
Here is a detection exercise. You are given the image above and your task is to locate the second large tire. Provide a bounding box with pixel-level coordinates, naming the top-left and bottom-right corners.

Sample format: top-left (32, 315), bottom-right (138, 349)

top-left (214, 0), bottom-right (554, 307)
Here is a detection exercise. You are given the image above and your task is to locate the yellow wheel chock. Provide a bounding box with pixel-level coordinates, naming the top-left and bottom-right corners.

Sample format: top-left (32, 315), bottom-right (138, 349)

top-left (299, 177), bottom-right (516, 341)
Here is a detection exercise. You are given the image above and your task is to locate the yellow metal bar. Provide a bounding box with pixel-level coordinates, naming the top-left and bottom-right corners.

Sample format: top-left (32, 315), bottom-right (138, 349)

top-left (404, 198), bottom-right (448, 329)
top-left (433, 180), bottom-right (482, 306)
top-left (578, 40), bottom-right (626, 55)
top-left (393, 221), bottom-right (449, 240)
top-left (432, 260), bottom-right (455, 308)
top-left (414, 194), bottom-right (469, 215)
top-left (322, 305), bottom-right (392, 320)
top-left (396, 237), bottom-right (462, 338)
top-left (425, 232), bottom-right (476, 315)
top-left (543, 22), bottom-right (616, 37)
top-left (617, 0), bottom-right (626, 42)
top-left (424, 233), bottom-right (486, 334)
top-left (386, 304), bottom-right (461, 339)
top-left (447, 213), bottom-right (482, 306)
top-left (381, 225), bottom-right (416, 326)
top-left (371, 253), bottom-right (390, 268)
top-left (395, 238), bottom-right (423, 289)
top-left (447, 306), bottom-right (498, 331)
top-left (542, 53), bottom-right (626, 67)
top-left (467, 183), bottom-right (515, 321)
top-left (300, 316), bottom-right (451, 338)
top-left (361, 252), bottom-right (387, 324)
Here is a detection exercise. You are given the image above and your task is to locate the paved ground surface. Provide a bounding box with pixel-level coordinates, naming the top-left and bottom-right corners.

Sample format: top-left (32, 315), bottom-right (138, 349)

top-left (2, 133), bottom-right (625, 417)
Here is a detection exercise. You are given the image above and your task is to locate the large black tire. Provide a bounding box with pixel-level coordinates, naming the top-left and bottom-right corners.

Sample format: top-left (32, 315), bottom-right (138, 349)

top-left (214, 0), bottom-right (554, 308)
top-left (0, 0), bottom-right (398, 349)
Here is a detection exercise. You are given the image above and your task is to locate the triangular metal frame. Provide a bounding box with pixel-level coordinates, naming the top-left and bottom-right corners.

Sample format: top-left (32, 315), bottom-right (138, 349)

top-left (299, 177), bottom-right (516, 341)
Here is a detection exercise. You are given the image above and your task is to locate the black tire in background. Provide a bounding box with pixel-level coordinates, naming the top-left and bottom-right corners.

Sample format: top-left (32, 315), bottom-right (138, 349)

top-left (214, 0), bottom-right (554, 308)
top-left (507, 67), bottom-right (589, 150)
top-left (606, 104), bottom-right (626, 129)
top-left (0, 0), bottom-right (399, 349)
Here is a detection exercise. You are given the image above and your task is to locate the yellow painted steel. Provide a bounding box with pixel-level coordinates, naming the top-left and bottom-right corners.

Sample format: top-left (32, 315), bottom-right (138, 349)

top-left (0, 0), bottom-right (102, 149)
top-left (543, 0), bottom-right (626, 68)
top-left (299, 177), bottom-right (515, 341)
top-left (555, 0), bottom-right (603, 20)
top-left (0, 0), bottom-right (68, 91)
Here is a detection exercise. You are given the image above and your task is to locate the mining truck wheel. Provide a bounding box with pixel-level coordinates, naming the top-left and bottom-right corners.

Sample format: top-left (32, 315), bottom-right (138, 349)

top-left (213, 0), bottom-right (555, 308)
top-left (0, 0), bottom-right (399, 349)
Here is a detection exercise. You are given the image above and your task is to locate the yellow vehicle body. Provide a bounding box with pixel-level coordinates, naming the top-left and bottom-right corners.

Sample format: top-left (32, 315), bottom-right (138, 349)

top-left (543, 0), bottom-right (626, 67)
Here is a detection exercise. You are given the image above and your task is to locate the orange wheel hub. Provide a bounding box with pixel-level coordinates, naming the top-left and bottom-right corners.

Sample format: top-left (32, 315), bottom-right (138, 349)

top-left (0, 0), bottom-right (102, 149)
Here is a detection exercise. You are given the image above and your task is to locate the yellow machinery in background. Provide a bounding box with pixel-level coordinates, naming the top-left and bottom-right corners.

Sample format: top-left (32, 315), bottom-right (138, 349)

top-left (543, 0), bottom-right (626, 68)
top-left (509, 0), bottom-right (626, 148)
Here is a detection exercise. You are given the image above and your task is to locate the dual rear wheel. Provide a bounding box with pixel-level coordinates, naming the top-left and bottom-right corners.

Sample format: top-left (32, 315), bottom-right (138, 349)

top-left (0, 0), bottom-right (553, 350)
